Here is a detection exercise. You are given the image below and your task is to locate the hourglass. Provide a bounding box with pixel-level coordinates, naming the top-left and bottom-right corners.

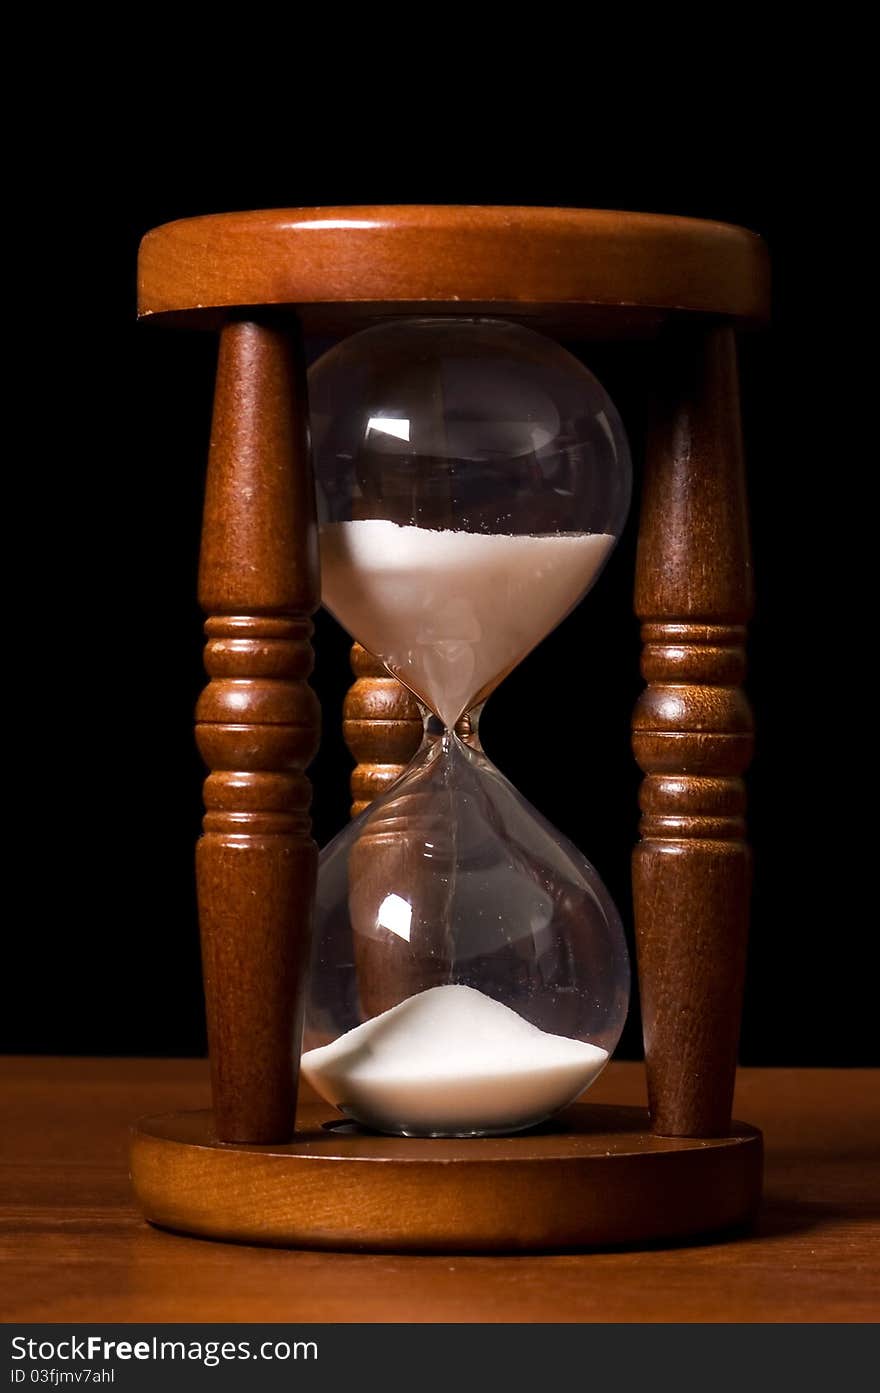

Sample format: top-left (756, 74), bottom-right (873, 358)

top-left (302, 318), bottom-right (631, 1138)
top-left (131, 206), bottom-right (769, 1248)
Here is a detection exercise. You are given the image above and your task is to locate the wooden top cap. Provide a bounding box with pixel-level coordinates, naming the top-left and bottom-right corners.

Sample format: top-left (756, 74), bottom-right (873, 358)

top-left (138, 205), bottom-right (770, 336)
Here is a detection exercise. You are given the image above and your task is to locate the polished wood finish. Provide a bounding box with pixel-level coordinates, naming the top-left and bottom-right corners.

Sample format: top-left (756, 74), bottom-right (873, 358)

top-left (343, 643), bottom-right (421, 816)
top-left (196, 319), bottom-right (319, 1143)
top-left (139, 206), bottom-right (770, 1227)
top-left (4, 1059), bottom-right (877, 1322)
top-left (138, 206), bottom-right (770, 333)
top-left (131, 1102), bottom-right (761, 1253)
top-left (633, 325), bottom-right (753, 1138)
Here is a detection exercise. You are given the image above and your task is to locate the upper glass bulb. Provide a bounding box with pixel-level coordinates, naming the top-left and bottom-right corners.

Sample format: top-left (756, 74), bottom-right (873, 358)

top-left (310, 317), bottom-right (631, 727)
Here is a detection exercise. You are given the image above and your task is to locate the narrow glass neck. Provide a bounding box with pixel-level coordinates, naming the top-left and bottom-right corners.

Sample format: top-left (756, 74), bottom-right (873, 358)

top-left (421, 703), bottom-right (485, 752)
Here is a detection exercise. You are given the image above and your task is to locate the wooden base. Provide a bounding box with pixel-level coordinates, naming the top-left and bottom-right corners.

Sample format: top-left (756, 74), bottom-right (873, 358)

top-left (131, 1102), bottom-right (762, 1253)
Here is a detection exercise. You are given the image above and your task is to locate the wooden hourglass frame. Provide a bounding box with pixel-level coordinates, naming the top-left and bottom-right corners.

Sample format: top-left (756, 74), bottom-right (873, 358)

top-left (130, 207), bottom-right (769, 1251)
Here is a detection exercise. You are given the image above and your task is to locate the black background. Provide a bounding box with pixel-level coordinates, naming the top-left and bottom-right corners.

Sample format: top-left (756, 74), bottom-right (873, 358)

top-left (6, 100), bottom-right (869, 1066)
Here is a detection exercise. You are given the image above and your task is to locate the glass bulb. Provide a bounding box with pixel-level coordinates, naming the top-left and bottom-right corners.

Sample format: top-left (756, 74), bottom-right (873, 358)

top-left (302, 318), bottom-right (632, 1137)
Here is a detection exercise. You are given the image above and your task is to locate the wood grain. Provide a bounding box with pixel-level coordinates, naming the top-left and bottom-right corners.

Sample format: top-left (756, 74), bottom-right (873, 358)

top-left (633, 325), bottom-right (753, 1138)
top-left (130, 1103), bottom-right (761, 1252)
top-left (196, 319), bottom-right (319, 1143)
top-left (2, 1059), bottom-right (877, 1322)
top-left (137, 206), bottom-right (771, 332)
top-left (343, 644), bottom-right (422, 816)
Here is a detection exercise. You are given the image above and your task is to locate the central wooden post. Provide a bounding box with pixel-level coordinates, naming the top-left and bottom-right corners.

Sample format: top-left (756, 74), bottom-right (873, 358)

top-left (343, 644), bottom-right (422, 816)
top-left (195, 318), bottom-right (319, 1143)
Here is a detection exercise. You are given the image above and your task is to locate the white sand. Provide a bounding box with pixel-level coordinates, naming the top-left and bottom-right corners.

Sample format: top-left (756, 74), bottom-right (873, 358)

top-left (320, 521), bottom-right (615, 727)
top-left (300, 984), bottom-right (608, 1136)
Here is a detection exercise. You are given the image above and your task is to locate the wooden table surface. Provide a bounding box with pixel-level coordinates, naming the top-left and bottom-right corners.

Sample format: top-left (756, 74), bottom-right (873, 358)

top-left (1, 1058), bottom-right (877, 1323)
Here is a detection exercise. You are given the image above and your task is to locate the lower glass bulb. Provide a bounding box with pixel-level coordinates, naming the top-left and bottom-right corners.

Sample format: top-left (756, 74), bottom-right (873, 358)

top-left (302, 718), bottom-right (629, 1137)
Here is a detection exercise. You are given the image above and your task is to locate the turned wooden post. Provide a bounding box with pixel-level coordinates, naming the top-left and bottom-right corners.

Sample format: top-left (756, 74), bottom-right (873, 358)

top-left (343, 643), bottom-right (421, 816)
top-left (633, 323), bottom-right (754, 1138)
top-left (196, 318), bottom-right (319, 1143)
